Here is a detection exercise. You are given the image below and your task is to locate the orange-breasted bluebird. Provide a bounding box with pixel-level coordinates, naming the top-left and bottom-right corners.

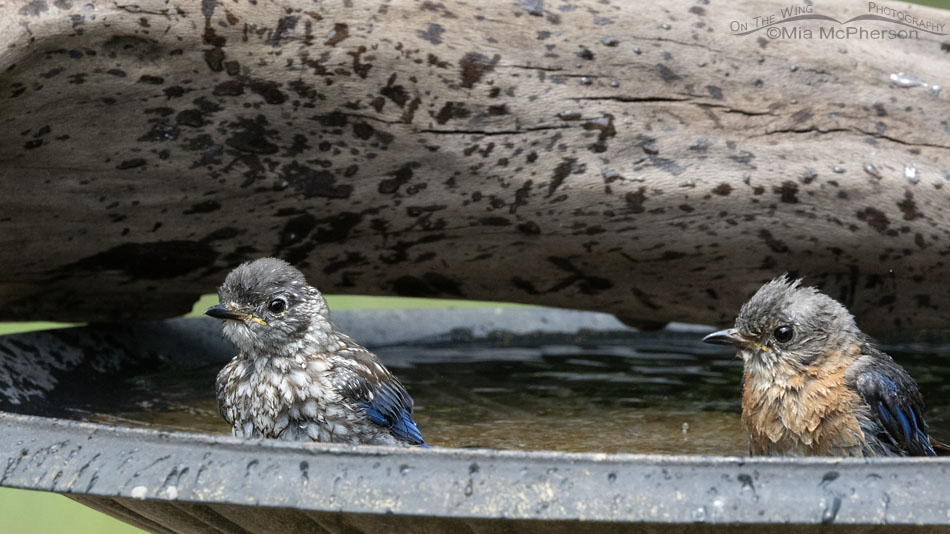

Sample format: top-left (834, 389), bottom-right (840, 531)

top-left (703, 275), bottom-right (948, 457)
top-left (206, 257), bottom-right (426, 446)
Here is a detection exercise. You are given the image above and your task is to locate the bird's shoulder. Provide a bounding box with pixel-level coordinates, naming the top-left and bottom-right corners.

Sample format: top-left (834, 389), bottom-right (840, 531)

top-left (323, 341), bottom-right (399, 398)
top-left (845, 341), bottom-right (934, 456)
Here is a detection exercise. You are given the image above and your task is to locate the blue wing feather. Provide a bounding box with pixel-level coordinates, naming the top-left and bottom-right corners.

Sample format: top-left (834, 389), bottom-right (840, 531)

top-left (352, 379), bottom-right (426, 446)
top-left (856, 360), bottom-right (935, 456)
top-left (333, 348), bottom-right (427, 446)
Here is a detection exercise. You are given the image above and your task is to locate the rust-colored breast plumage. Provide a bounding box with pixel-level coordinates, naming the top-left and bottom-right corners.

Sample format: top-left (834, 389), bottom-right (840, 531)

top-left (742, 346), bottom-right (868, 456)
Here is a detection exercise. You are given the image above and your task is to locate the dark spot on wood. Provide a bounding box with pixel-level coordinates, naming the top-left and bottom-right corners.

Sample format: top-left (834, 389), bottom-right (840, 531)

top-left (625, 187), bottom-right (647, 213)
top-left (773, 181), bottom-right (799, 203)
top-left (176, 109), bottom-right (204, 127)
top-left (689, 6), bottom-right (706, 15)
top-left (729, 151), bottom-right (755, 165)
top-left (163, 86), bottom-right (187, 98)
top-left (517, 221), bottom-right (541, 234)
top-left (204, 227), bottom-right (240, 241)
top-left (353, 122), bottom-right (375, 140)
top-left (375, 130), bottom-right (395, 146)
top-left (689, 138), bottom-right (710, 152)
top-left (435, 101), bottom-right (470, 124)
top-left (40, 67), bottom-right (64, 79)
top-left (706, 85), bottom-right (722, 100)
top-left (856, 207), bottom-right (890, 234)
top-left (656, 64), bottom-right (680, 83)
top-left (583, 115), bottom-right (616, 143)
top-left (487, 104), bottom-right (508, 116)
top-left (116, 158), bottom-right (146, 169)
top-left (511, 180), bottom-right (532, 214)
top-left (138, 120), bottom-right (179, 142)
top-left (248, 79), bottom-right (287, 104)
top-left (459, 52), bottom-right (500, 88)
top-left (281, 162), bottom-right (353, 198)
top-left (873, 102), bottom-right (887, 117)
top-left (183, 200), bottom-right (222, 214)
top-left (268, 16), bottom-right (298, 47)
top-left (381, 74), bottom-right (409, 107)
top-left (348, 46), bottom-right (372, 78)
top-left (758, 229), bottom-right (789, 253)
top-left (226, 116), bottom-right (278, 154)
top-left (194, 96), bottom-right (221, 114)
top-left (800, 169), bottom-right (817, 184)
top-left (138, 75), bottom-right (164, 85)
top-left (213, 80), bottom-right (244, 96)
top-left (316, 111), bottom-right (348, 127)
top-left (416, 23), bottom-right (444, 44)
top-left (379, 162), bottom-right (419, 194)
top-left (712, 183), bottom-right (732, 196)
top-left (406, 204), bottom-right (446, 217)
top-left (325, 23), bottom-right (350, 46)
top-left (791, 108), bottom-right (813, 124)
top-left (678, 204), bottom-right (694, 212)
top-left (897, 191), bottom-right (918, 221)
top-left (547, 158), bottom-right (575, 197)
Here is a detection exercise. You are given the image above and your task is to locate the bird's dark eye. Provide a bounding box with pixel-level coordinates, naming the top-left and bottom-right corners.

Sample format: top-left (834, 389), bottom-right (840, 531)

top-left (773, 325), bottom-right (794, 343)
top-left (268, 298), bottom-right (287, 314)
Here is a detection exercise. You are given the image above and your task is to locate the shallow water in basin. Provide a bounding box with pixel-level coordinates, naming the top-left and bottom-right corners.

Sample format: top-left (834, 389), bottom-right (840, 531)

top-left (69, 331), bottom-right (950, 455)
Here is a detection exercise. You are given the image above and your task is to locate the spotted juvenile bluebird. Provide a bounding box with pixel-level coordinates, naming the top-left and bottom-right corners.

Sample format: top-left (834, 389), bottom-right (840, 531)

top-left (703, 275), bottom-right (948, 457)
top-left (206, 257), bottom-right (426, 446)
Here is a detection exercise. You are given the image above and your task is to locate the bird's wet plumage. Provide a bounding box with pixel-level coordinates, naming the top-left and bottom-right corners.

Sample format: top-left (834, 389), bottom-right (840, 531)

top-left (208, 257), bottom-right (426, 447)
top-left (704, 275), bottom-right (946, 457)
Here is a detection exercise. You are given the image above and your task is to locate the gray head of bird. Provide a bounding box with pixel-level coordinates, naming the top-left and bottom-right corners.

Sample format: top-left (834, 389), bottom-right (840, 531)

top-left (702, 275), bottom-right (861, 373)
top-left (206, 257), bottom-right (329, 355)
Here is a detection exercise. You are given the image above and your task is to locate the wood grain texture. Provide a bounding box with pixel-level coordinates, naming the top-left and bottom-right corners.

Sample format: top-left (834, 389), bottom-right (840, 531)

top-left (1, 0), bottom-right (949, 330)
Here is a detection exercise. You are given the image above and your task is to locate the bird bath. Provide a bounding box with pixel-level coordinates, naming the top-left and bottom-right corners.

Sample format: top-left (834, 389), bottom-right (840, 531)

top-left (2, 308), bottom-right (950, 533)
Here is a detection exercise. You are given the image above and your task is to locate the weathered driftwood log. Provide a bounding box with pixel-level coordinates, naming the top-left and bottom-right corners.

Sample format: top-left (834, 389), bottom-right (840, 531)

top-left (1, 0), bottom-right (948, 332)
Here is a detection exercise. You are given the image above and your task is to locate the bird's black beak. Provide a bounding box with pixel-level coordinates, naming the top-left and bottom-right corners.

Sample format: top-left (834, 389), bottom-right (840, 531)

top-left (206, 304), bottom-right (251, 322)
top-left (702, 328), bottom-right (751, 346)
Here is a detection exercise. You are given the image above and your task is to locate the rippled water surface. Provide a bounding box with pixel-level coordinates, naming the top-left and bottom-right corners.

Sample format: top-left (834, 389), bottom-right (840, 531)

top-left (71, 330), bottom-right (950, 455)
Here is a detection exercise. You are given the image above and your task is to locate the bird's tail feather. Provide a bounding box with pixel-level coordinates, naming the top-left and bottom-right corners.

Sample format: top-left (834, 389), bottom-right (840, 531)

top-left (929, 436), bottom-right (950, 456)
